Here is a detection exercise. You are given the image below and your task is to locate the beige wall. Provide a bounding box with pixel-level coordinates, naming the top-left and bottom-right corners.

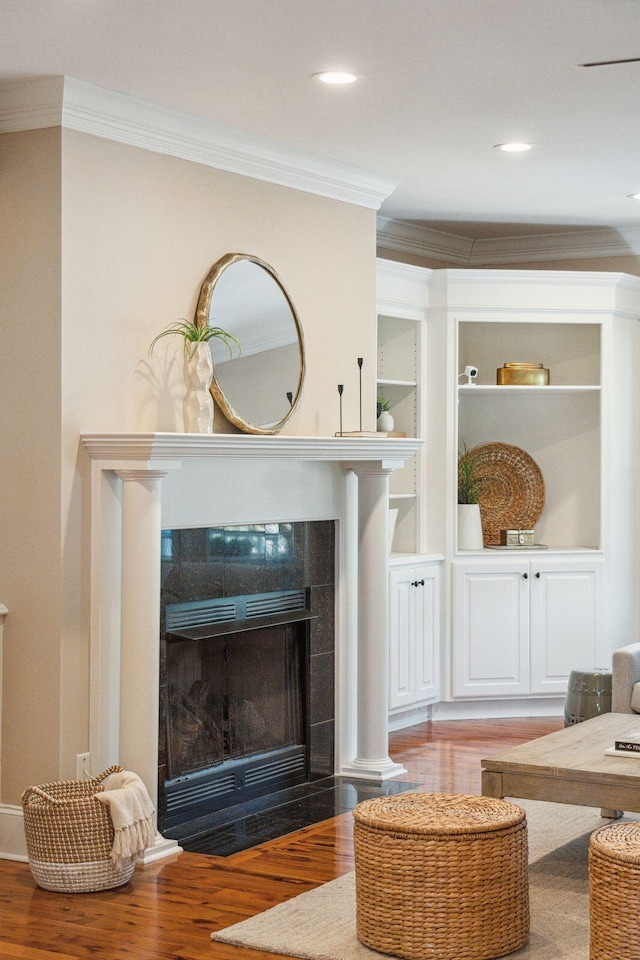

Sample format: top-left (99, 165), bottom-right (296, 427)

top-left (1, 126), bottom-right (377, 803)
top-left (0, 129), bottom-right (64, 799)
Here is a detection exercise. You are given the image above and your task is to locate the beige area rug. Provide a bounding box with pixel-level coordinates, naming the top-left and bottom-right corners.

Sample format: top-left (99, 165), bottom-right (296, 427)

top-left (211, 800), bottom-right (638, 960)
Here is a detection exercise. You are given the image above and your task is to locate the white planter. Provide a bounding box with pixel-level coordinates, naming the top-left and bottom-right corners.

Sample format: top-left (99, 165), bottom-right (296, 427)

top-left (457, 503), bottom-right (484, 550)
top-left (183, 341), bottom-right (214, 433)
top-left (377, 410), bottom-right (394, 432)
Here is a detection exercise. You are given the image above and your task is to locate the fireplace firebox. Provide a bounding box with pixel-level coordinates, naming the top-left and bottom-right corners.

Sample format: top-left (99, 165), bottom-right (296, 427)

top-left (158, 522), bottom-right (335, 833)
top-left (163, 590), bottom-right (311, 827)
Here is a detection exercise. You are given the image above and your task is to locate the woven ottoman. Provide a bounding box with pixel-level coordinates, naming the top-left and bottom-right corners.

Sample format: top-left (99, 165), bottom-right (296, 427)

top-left (589, 821), bottom-right (640, 960)
top-left (353, 792), bottom-right (529, 960)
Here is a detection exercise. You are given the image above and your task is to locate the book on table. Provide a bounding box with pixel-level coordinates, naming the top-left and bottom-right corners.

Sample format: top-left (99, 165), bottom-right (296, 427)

top-left (604, 732), bottom-right (640, 758)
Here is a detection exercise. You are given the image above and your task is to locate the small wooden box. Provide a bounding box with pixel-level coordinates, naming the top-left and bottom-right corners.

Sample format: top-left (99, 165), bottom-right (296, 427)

top-left (500, 529), bottom-right (535, 546)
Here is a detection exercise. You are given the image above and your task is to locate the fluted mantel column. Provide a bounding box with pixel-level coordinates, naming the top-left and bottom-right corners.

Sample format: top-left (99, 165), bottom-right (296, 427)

top-left (342, 460), bottom-right (407, 780)
top-left (115, 468), bottom-right (181, 862)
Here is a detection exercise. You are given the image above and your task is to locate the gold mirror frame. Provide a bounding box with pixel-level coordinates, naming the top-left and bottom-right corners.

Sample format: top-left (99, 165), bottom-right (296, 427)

top-left (195, 253), bottom-right (305, 435)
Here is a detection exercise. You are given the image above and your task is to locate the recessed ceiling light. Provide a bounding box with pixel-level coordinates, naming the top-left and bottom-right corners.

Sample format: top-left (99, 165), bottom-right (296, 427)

top-left (628, 193), bottom-right (640, 201)
top-left (493, 142), bottom-right (535, 153)
top-left (312, 71), bottom-right (361, 85)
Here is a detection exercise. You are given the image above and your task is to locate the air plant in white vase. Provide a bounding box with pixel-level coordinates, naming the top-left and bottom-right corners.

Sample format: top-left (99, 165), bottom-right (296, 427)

top-left (149, 320), bottom-right (241, 434)
top-left (149, 319), bottom-right (240, 358)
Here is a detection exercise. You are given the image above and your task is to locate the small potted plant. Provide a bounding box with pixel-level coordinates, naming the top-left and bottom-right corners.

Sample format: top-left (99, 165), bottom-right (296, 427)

top-left (458, 445), bottom-right (484, 549)
top-left (377, 394), bottom-right (394, 432)
top-left (149, 320), bottom-right (240, 434)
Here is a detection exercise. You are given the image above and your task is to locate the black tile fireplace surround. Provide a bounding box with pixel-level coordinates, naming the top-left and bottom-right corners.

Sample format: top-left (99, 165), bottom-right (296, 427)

top-left (158, 520), bottom-right (335, 843)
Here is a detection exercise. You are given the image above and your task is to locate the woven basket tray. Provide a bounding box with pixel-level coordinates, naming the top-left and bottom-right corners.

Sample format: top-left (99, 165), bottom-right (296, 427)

top-left (22, 765), bottom-right (136, 893)
top-left (464, 442), bottom-right (545, 546)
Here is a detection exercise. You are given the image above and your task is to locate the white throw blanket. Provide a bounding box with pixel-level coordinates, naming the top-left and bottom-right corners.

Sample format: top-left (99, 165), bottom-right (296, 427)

top-left (96, 770), bottom-right (156, 864)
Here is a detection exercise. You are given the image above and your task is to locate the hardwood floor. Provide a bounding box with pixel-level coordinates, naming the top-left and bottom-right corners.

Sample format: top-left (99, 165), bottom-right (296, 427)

top-left (0, 716), bottom-right (562, 959)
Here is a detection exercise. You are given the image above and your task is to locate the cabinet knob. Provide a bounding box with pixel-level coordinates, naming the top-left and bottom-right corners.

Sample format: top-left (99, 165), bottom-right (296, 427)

top-left (535, 571), bottom-right (541, 579)
top-left (523, 572), bottom-right (528, 579)
top-left (411, 579), bottom-right (425, 587)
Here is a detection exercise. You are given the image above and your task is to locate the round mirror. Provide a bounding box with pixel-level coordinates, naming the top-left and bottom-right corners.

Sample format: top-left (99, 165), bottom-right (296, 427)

top-left (195, 253), bottom-right (305, 435)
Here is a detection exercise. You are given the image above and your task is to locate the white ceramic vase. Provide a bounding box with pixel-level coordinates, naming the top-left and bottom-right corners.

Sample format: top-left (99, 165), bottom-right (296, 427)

top-left (183, 341), bottom-right (214, 433)
top-left (457, 503), bottom-right (484, 550)
top-left (377, 410), bottom-right (394, 432)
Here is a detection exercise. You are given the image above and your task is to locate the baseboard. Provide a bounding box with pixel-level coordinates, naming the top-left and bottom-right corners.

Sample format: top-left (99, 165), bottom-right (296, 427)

top-left (388, 703), bottom-right (434, 731)
top-left (430, 698), bottom-right (565, 722)
top-left (0, 803), bottom-right (28, 861)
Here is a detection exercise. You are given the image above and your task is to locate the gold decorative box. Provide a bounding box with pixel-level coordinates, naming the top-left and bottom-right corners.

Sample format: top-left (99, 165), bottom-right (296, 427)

top-left (500, 529), bottom-right (535, 546)
top-left (497, 362), bottom-right (549, 386)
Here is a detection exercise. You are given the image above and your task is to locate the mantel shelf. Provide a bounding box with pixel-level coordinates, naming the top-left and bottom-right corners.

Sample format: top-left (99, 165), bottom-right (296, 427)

top-left (80, 432), bottom-right (424, 464)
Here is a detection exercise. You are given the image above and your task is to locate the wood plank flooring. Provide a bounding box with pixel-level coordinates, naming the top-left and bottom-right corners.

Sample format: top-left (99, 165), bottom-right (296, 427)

top-left (0, 716), bottom-right (562, 960)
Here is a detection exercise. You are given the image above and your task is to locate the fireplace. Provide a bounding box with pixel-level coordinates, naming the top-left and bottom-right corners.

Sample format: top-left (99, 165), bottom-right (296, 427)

top-left (158, 521), bottom-right (335, 832)
top-left (80, 433), bottom-right (421, 862)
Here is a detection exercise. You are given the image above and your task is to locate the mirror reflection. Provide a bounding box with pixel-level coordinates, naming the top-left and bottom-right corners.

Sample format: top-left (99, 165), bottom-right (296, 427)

top-left (196, 254), bottom-right (305, 434)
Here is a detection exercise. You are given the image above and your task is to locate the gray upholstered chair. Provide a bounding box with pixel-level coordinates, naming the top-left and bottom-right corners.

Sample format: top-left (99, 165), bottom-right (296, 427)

top-left (612, 643), bottom-right (640, 714)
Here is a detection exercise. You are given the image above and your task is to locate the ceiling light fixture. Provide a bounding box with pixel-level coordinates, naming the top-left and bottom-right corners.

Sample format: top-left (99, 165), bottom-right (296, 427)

top-left (628, 193), bottom-right (640, 201)
top-left (312, 71), bottom-right (360, 85)
top-left (493, 142), bottom-right (534, 153)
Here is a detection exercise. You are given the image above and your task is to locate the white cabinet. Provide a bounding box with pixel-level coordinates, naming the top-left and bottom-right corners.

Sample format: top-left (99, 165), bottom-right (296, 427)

top-left (377, 259), bottom-right (431, 555)
top-left (452, 560), bottom-right (529, 698)
top-left (452, 557), bottom-right (605, 699)
top-left (427, 268), bottom-right (640, 709)
top-left (529, 559), bottom-right (605, 695)
top-left (389, 559), bottom-right (440, 714)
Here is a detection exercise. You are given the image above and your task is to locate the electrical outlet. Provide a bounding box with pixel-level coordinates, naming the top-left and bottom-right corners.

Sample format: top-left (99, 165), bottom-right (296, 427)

top-left (76, 752), bottom-right (91, 779)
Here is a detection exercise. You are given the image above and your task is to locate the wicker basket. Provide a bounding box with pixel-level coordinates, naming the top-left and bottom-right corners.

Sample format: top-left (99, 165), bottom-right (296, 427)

top-left (22, 765), bottom-right (136, 893)
top-left (589, 821), bottom-right (640, 960)
top-left (353, 792), bottom-right (529, 960)
top-left (463, 441), bottom-right (545, 546)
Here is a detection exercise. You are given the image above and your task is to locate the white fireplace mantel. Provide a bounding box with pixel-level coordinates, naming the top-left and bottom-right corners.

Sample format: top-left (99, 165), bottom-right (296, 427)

top-left (81, 431), bottom-right (423, 860)
top-left (80, 431), bottom-right (423, 464)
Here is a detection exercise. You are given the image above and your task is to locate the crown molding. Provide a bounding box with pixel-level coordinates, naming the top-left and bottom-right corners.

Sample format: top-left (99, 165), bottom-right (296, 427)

top-left (0, 76), bottom-right (398, 210)
top-left (377, 216), bottom-right (640, 266)
top-left (470, 227), bottom-right (640, 265)
top-left (377, 217), bottom-right (473, 265)
top-left (0, 76), bottom-right (65, 131)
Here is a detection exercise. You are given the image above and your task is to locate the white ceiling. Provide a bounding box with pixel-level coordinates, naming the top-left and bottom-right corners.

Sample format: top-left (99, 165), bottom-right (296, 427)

top-left (2, 0), bottom-right (640, 241)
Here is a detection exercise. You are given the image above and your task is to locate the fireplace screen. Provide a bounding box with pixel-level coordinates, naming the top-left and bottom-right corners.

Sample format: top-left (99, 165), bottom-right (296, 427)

top-left (165, 603), bottom-right (306, 781)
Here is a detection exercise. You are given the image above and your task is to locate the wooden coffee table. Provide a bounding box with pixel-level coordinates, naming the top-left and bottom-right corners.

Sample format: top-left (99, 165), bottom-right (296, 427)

top-left (481, 713), bottom-right (640, 817)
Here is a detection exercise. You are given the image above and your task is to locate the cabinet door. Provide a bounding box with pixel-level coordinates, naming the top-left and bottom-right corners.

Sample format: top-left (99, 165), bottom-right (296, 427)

top-left (389, 564), bottom-right (440, 710)
top-left (452, 561), bottom-right (530, 697)
top-left (415, 565), bottom-right (440, 704)
top-left (529, 559), bottom-right (605, 695)
top-left (389, 568), bottom-right (415, 710)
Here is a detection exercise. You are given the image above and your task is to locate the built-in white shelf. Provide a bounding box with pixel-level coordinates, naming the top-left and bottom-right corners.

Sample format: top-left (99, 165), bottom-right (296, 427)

top-left (458, 384), bottom-right (601, 397)
top-left (389, 492), bottom-right (417, 501)
top-left (377, 377), bottom-right (418, 388)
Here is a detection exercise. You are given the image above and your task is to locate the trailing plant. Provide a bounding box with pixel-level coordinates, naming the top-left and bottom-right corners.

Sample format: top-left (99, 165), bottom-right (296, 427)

top-left (149, 319), bottom-right (240, 358)
top-left (458, 444), bottom-right (482, 504)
